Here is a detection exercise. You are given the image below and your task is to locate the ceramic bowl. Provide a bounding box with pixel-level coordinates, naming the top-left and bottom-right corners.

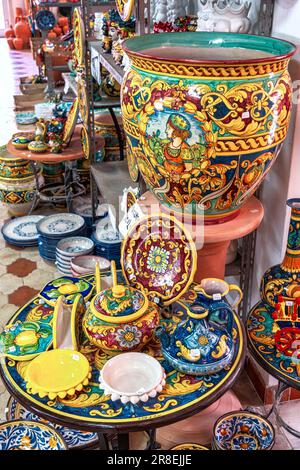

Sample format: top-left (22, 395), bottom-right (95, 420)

top-left (99, 352), bottom-right (166, 404)
top-left (25, 349), bottom-right (92, 399)
top-left (16, 112), bottom-right (37, 125)
top-left (70, 255), bottom-right (110, 275)
top-left (56, 237), bottom-right (94, 257)
top-left (0, 420), bottom-right (67, 450)
top-left (213, 411), bottom-right (275, 450)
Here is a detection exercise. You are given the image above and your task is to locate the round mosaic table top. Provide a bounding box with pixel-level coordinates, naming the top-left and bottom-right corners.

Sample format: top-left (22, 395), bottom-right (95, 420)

top-left (0, 274), bottom-right (246, 433)
top-left (7, 127), bottom-right (83, 163)
top-left (247, 300), bottom-right (300, 389)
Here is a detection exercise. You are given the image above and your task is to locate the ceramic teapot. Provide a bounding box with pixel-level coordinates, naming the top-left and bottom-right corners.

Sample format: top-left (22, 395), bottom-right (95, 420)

top-left (82, 261), bottom-right (159, 355)
top-left (156, 278), bottom-right (242, 375)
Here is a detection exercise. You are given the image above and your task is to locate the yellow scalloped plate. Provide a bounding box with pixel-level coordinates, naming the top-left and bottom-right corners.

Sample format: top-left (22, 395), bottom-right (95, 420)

top-left (62, 99), bottom-right (79, 145)
top-left (116, 0), bottom-right (135, 21)
top-left (25, 349), bottom-right (91, 400)
top-left (73, 7), bottom-right (85, 68)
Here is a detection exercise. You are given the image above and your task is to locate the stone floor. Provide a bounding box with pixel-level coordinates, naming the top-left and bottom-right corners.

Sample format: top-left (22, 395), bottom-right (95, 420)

top-left (0, 38), bottom-right (300, 450)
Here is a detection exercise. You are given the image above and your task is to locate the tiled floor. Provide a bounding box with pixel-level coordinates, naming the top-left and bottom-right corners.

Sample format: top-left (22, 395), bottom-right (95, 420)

top-left (0, 38), bottom-right (300, 450)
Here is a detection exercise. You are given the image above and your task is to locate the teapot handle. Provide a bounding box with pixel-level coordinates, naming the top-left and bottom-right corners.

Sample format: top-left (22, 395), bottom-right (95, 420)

top-left (228, 283), bottom-right (243, 310)
top-left (208, 301), bottom-right (233, 334)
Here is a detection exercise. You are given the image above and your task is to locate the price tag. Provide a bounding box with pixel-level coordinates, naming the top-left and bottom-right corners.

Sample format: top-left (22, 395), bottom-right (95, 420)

top-left (119, 203), bottom-right (144, 237)
top-left (286, 301), bottom-right (294, 307)
top-left (213, 293), bottom-right (222, 301)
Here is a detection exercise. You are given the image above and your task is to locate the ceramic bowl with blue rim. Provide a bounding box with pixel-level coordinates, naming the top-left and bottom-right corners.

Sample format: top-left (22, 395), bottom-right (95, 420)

top-left (36, 10), bottom-right (56, 31)
top-left (56, 236), bottom-right (94, 258)
top-left (0, 420), bottom-right (67, 450)
top-left (37, 213), bottom-right (86, 239)
top-left (2, 215), bottom-right (44, 246)
top-left (6, 397), bottom-right (99, 450)
top-left (213, 411), bottom-right (275, 450)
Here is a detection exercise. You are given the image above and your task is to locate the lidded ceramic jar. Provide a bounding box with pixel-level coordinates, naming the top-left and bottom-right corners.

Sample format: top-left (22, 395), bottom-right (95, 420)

top-left (83, 263), bottom-right (159, 355)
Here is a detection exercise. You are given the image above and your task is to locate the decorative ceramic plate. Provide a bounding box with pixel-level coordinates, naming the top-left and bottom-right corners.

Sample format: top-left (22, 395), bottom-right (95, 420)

top-left (0, 320), bottom-right (52, 361)
top-left (62, 99), bottom-right (79, 145)
top-left (170, 443), bottom-right (209, 450)
top-left (25, 349), bottom-right (92, 399)
top-left (116, 0), bottom-right (135, 21)
top-left (213, 411), bottom-right (275, 450)
top-left (0, 420), bottom-right (67, 450)
top-left (77, 78), bottom-right (90, 129)
top-left (39, 276), bottom-right (93, 307)
top-left (2, 215), bottom-right (44, 244)
top-left (37, 213), bottom-right (85, 237)
top-left (36, 10), bottom-right (56, 31)
top-left (80, 125), bottom-right (90, 159)
top-left (16, 112), bottom-right (37, 125)
top-left (6, 397), bottom-right (98, 450)
top-left (73, 7), bottom-right (85, 68)
top-left (121, 214), bottom-right (197, 305)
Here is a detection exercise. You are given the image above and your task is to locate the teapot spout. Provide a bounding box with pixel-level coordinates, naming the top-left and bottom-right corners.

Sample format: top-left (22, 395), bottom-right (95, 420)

top-left (155, 326), bottom-right (170, 349)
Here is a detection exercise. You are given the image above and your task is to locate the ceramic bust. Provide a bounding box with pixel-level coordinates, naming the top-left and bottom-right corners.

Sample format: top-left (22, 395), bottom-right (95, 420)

top-left (197, 0), bottom-right (252, 33)
top-left (152, 0), bottom-right (187, 24)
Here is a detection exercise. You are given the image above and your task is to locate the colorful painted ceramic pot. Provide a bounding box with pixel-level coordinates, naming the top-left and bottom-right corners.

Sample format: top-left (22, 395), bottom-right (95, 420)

top-left (12, 132), bottom-right (35, 150)
top-left (156, 298), bottom-right (235, 375)
top-left (213, 411), bottom-right (275, 450)
top-left (83, 262), bottom-right (159, 355)
top-left (99, 352), bottom-right (166, 404)
top-left (28, 141), bottom-right (48, 153)
top-left (0, 420), bottom-right (67, 450)
top-left (0, 174), bottom-right (42, 216)
top-left (122, 32), bottom-right (295, 222)
top-left (261, 199), bottom-right (300, 308)
top-left (0, 147), bottom-right (34, 180)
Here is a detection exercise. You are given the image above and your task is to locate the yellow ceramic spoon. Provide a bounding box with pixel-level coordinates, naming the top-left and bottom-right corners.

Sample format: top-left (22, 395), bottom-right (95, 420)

top-left (95, 261), bottom-right (101, 294)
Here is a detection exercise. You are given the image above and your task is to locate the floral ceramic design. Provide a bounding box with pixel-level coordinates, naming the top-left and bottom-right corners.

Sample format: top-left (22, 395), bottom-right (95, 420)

top-left (247, 300), bottom-right (300, 388)
top-left (213, 411), bottom-right (275, 450)
top-left (0, 420), bottom-right (67, 450)
top-left (6, 397), bottom-right (98, 450)
top-left (121, 32), bottom-right (295, 222)
top-left (37, 213), bottom-right (85, 237)
top-left (36, 10), bottom-right (56, 31)
top-left (121, 214), bottom-right (197, 305)
top-left (1, 281), bottom-right (244, 426)
top-left (83, 284), bottom-right (159, 354)
top-left (62, 99), bottom-right (79, 145)
top-left (2, 215), bottom-right (44, 243)
top-left (39, 276), bottom-right (93, 307)
top-left (0, 321), bottom-right (52, 361)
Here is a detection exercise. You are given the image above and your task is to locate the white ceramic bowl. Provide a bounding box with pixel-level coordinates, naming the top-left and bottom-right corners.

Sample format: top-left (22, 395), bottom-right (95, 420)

top-left (99, 353), bottom-right (166, 404)
top-left (56, 237), bottom-right (94, 257)
top-left (70, 255), bottom-right (110, 275)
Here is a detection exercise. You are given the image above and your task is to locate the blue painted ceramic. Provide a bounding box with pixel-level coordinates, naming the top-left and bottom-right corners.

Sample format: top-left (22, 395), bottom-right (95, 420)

top-left (36, 10), bottom-right (56, 31)
top-left (0, 420), bottom-right (67, 450)
top-left (39, 276), bottom-right (94, 306)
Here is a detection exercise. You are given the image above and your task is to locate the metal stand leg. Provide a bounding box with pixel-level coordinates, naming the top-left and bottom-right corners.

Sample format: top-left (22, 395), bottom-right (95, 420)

top-left (267, 381), bottom-right (300, 438)
top-left (28, 162), bottom-right (40, 214)
top-left (97, 433), bottom-right (110, 450)
top-left (108, 107), bottom-right (124, 161)
top-left (115, 433), bottom-right (130, 450)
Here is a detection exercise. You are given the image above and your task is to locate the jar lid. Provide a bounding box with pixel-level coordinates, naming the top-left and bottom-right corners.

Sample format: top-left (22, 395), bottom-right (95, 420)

top-left (91, 284), bottom-right (149, 324)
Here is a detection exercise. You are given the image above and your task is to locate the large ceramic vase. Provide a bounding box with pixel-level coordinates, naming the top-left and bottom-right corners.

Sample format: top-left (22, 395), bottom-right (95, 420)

top-left (121, 32), bottom-right (295, 223)
top-left (261, 199), bottom-right (300, 307)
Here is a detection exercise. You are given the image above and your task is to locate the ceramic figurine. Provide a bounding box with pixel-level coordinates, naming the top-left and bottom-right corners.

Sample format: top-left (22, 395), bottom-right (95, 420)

top-left (197, 0), bottom-right (252, 33)
top-left (48, 133), bottom-right (63, 154)
top-left (156, 284), bottom-right (238, 375)
top-left (261, 199), bottom-right (300, 308)
top-left (102, 35), bottom-right (112, 53)
top-left (121, 32), bottom-right (295, 222)
top-left (83, 261), bottom-right (160, 355)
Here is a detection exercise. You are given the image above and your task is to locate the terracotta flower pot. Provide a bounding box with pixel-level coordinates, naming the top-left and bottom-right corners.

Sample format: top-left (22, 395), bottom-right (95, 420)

top-left (122, 32), bottom-right (296, 223)
top-left (47, 31), bottom-right (57, 40)
top-left (7, 38), bottom-right (15, 50)
top-left (5, 26), bottom-right (15, 38)
top-left (53, 26), bottom-right (62, 36)
top-left (58, 17), bottom-right (69, 27)
top-left (14, 18), bottom-right (31, 47)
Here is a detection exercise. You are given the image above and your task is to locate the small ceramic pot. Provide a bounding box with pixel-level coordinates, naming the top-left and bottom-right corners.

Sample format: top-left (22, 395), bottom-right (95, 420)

top-left (0, 151), bottom-right (34, 180)
top-left (83, 283), bottom-right (159, 355)
top-left (99, 352), bottom-right (166, 404)
top-left (12, 132), bottom-right (35, 149)
top-left (0, 174), bottom-right (43, 216)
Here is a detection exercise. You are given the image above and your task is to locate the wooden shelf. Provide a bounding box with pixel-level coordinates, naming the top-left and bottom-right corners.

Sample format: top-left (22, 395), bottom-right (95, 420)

top-left (90, 42), bottom-right (125, 86)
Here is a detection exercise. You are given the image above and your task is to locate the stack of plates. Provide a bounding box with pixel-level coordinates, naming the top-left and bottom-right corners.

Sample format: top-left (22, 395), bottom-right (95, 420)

top-left (212, 411), bottom-right (275, 451)
top-left (37, 213), bottom-right (86, 261)
top-left (73, 199), bottom-right (108, 238)
top-left (91, 226), bottom-right (122, 269)
top-left (56, 237), bottom-right (95, 275)
top-left (1, 215), bottom-right (44, 247)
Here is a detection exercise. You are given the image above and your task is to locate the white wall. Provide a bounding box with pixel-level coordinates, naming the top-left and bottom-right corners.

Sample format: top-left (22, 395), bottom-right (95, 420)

top-left (273, 0), bottom-right (300, 39)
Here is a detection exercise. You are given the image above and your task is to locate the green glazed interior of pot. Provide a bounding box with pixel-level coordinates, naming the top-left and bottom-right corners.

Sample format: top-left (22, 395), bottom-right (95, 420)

top-left (124, 32), bottom-right (296, 62)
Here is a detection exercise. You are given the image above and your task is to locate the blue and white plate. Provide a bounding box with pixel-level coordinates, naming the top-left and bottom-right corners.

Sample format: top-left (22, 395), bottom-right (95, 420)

top-left (36, 10), bottom-right (56, 31)
top-left (2, 215), bottom-right (44, 245)
top-left (6, 397), bottom-right (98, 450)
top-left (0, 420), bottom-right (67, 450)
top-left (16, 112), bottom-right (37, 125)
top-left (37, 213), bottom-right (85, 238)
